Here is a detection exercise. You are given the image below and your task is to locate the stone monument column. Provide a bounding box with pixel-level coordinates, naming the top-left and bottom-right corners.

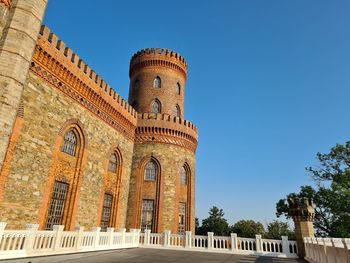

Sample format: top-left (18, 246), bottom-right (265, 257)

top-left (0, 0), bottom-right (48, 171)
top-left (288, 197), bottom-right (315, 258)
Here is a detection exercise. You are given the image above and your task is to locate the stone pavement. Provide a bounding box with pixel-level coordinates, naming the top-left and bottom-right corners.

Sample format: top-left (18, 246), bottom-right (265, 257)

top-left (2, 248), bottom-right (307, 263)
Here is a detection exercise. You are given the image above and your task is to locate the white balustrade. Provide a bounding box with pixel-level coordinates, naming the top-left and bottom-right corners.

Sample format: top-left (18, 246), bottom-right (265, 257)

top-left (0, 222), bottom-right (140, 260)
top-left (304, 237), bottom-right (350, 263)
top-left (138, 230), bottom-right (298, 258)
top-left (0, 221), bottom-right (303, 260)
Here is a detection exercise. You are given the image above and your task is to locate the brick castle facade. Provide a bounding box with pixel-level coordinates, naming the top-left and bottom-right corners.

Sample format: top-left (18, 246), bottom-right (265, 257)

top-left (0, 0), bottom-right (198, 234)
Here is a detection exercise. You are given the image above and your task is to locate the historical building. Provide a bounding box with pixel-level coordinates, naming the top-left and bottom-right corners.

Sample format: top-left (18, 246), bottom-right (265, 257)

top-left (0, 0), bottom-right (198, 234)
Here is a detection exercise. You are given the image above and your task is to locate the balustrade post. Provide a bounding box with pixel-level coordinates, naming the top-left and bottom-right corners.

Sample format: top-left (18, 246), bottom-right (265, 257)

top-left (52, 225), bottom-right (64, 251)
top-left (107, 227), bottom-right (115, 248)
top-left (130, 228), bottom-right (138, 246)
top-left (342, 238), bottom-right (350, 263)
top-left (230, 233), bottom-right (238, 252)
top-left (0, 222), bottom-right (7, 247)
top-left (144, 229), bottom-right (151, 246)
top-left (207, 232), bottom-right (214, 250)
top-left (281, 236), bottom-right (289, 255)
top-left (120, 228), bottom-right (126, 246)
top-left (75, 226), bottom-right (84, 251)
top-left (164, 230), bottom-right (171, 247)
top-left (185, 231), bottom-right (192, 248)
top-left (24, 224), bottom-right (39, 255)
top-left (92, 227), bottom-right (101, 249)
top-left (255, 234), bottom-right (262, 252)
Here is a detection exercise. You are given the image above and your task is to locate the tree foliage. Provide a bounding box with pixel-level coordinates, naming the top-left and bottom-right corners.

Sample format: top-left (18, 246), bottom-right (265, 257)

top-left (276, 142), bottom-right (350, 237)
top-left (230, 220), bottom-right (265, 238)
top-left (265, 220), bottom-right (295, 240)
top-left (196, 206), bottom-right (230, 235)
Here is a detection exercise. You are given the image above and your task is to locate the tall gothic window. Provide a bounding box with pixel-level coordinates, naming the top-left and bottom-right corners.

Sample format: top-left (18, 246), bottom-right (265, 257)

top-left (108, 153), bottom-right (118, 173)
top-left (173, 105), bottom-right (181, 118)
top-left (176, 82), bottom-right (181, 95)
top-left (141, 199), bottom-right (154, 232)
top-left (144, 161), bottom-right (157, 181)
top-left (178, 202), bottom-right (186, 234)
top-left (153, 76), bottom-right (161, 88)
top-left (101, 194), bottom-right (113, 231)
top-left (45, 181), bottom-right (69, 230)
top-left (180, 166), bottom-right (187, 185)
top-left (151, 100), bottom-right (161, 114)
top-left (62, 129), bottom-right (77, 156)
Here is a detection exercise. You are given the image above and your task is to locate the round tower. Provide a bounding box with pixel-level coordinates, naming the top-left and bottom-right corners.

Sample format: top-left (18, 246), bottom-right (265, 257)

top-left (126, 48), bottom-right (198, 234)
top-left (128, 48), bottom-right (187, 118)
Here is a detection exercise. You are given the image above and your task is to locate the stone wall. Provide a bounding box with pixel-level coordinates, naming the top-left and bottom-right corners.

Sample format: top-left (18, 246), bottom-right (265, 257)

top-left (0, 71), bottom-right (135, 230)
top-left (126, 142), bottom-right (196, 233)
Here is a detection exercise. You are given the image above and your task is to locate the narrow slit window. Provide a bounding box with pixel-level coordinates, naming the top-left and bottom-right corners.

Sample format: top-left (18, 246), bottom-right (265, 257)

top-left (153, 76), bottom-right (161, 88)
top-left (108, 153), bottom-right (118, 173)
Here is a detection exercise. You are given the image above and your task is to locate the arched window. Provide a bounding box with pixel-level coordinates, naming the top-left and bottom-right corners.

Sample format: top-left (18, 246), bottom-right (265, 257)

top-left (153, 76), bottom-right (161, 88)
top-left (134, 79), bottom-right (140, 90)
top-left (180, 166), bottom-right (187, 185)
top-left (151, 100), bottom-right (161, 114)
top-left (108, 153), bottom-right (118, 173)
top-left (176, 82), bottom-right (181, 95)
top-left (62, 129), bottom-right (77, 156)
top-left (144, 161), bottom-right (157, 181)
top-left (173, 105), bottom-right (181, 117)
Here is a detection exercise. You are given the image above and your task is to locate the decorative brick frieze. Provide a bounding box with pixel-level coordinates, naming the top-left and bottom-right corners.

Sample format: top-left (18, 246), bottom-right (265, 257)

top-left (30, 25), bottom-right (137, 140)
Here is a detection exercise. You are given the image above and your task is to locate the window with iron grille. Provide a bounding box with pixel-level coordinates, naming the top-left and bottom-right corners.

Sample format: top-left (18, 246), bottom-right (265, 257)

top-left (178, 202), bottom-right (186, 234)
top-left (141, 199), bottom-right (154, 232)
top-left (153, 76), bottom-right (161, 88)
top-left (45, 181), bottom-right (69, 230)
top-left (144, 161), bottom-right (157, 181)
top-left (151, 100), bottom-right (161, 114)
top-left (101, 194), bottom-right (113, 231)
top-left (180, 166), bottom-right (187, 185)
top-left (108, 153), bottom-right (118, 173)
top-left (62, 130), bottom-right (77, 156)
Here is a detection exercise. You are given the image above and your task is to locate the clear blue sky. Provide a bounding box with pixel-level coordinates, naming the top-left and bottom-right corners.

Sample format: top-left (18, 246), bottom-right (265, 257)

top-left (44, 0), bottom-right (350, 225)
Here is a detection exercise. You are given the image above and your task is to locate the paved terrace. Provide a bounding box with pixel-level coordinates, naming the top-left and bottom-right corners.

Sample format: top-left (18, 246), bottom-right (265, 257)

top-left (3, 248), bottom-right (306, 263)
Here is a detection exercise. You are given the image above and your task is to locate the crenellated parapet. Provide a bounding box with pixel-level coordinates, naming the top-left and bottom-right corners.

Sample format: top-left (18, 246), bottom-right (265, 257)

top-left (129, 48), bottom-right (188, 79)
top-left (135, 113), bottom-right (198, 153)
top-left (288, 197), bottom-right (315, 222)
top-left (30, 25), bottom-right (138, 140)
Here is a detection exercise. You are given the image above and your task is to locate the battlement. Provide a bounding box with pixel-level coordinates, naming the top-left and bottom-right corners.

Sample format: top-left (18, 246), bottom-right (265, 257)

top-left (288, 197), bottom-right (315, 222)
top-left (129, 48), bottom-right (188, 78)
top-left (135, 113), bottom-right (198, 153)
top-left (37, 25), bottom-right (137, 123)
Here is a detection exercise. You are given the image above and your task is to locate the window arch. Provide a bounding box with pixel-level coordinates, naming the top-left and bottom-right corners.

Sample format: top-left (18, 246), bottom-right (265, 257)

top-left (153, 76), bottom-right (161, 88)
top-left (62, 129), bottom-right (78, 156)
top-left (180, 165), bottom-right (187, 185)
top-left (108, 153), bottom-right (119, 173)
top-left (173, 104), bottom-right (181, 118)
top-left (176, 82), bottom-right (181, 95)
top-left (151, 99), bottom-right (161, 114)
top-left (144, 160), bottom-right (157, 181)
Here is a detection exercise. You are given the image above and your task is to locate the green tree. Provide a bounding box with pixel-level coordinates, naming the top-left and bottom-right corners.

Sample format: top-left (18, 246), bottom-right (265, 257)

top-left (276, 142), bottom-right (350, 237)
top-left (230, 220), bottom-right (265, 238)
top-left (197, 206), bottom-right (230, 235)
top-left (265, 220), bottom-right (295, 240)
